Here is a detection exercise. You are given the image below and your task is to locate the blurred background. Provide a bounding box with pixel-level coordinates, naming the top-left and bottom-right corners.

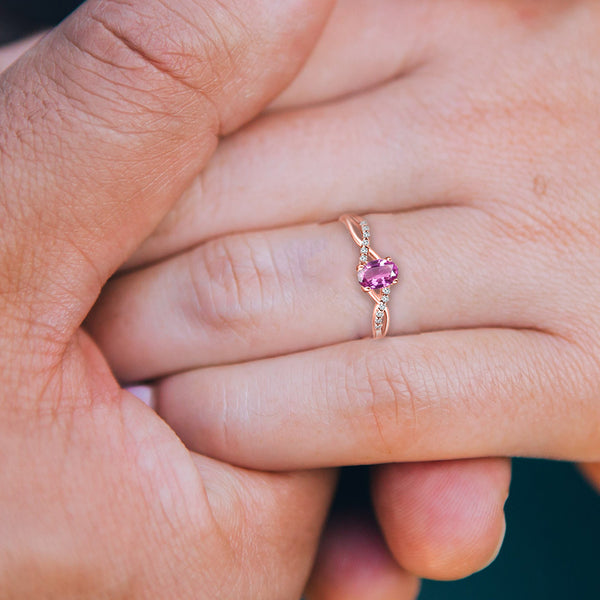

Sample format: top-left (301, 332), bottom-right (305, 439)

top-left (419, 459), bottom-right (599, 599)
top-left (1, 2), bottom-right (598, 598)
top-left (332, 460), bottom-right (600, 599)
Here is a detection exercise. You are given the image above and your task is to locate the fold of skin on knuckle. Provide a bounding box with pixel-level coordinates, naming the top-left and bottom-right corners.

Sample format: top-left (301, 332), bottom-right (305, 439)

top-left (186, 235), bottom-right (268, 341)
top-left (339, 342), bottom-right (431, 463)
top-left (183, 231), bottom-right (297, 347)
top-left (342, 331), bottom-right (596, 463)
top-left (54, 3), bottom-right (218, 146)
top-left (65, 0), bottom-right (277, 134)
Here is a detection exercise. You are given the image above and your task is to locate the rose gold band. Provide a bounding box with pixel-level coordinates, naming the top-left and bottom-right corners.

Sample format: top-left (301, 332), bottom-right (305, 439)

top-left (339, 214), bottom-right (399, 339)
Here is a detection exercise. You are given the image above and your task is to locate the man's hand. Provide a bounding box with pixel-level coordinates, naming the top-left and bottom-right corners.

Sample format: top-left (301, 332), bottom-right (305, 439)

top-left (0, 1), bottom-right (341, 597)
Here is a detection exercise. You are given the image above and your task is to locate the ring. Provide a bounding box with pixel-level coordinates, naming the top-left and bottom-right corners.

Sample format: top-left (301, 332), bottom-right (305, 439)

top-left (339, 214), bottom-right (399, 338)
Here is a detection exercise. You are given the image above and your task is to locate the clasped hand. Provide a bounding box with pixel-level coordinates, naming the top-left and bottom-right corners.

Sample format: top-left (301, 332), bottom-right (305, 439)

top-left (1, 1), bottom-right (599, 598)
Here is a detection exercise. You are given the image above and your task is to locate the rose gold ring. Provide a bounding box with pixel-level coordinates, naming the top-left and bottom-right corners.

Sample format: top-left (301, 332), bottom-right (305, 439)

top-left (340, 214), bottom-right (399, 339)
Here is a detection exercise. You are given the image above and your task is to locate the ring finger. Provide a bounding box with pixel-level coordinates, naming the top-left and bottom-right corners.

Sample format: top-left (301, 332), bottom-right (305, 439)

top-left (88, 206), bottom-right (545, 382)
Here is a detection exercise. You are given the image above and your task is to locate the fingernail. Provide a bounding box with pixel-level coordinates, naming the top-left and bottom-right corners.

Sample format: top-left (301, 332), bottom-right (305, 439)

top-left (126, 385), bottom-right (155, 410)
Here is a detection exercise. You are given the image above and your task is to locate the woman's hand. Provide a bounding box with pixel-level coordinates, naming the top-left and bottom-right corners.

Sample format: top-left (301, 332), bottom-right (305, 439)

top-left (87, 0), bottom-right (600, 588)
top-left (92, 0), bottom-right (600, 464)
top-left (0, 1), bottom-right (347, 597)
top-left (79, 0), bottom-right (543, 591)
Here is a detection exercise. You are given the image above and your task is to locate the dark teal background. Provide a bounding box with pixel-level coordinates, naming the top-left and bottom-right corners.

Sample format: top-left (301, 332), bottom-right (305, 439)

top-left (317, 459), bottom-right (599, 600)
top-left (419, 459), bottom-right (600, 599)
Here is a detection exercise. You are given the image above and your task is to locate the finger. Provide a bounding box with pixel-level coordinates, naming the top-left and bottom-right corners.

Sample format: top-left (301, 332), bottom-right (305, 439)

top-left (156, 328), bottom-right (600, 470)
top-left (372, 459), bottom-right (509, 581)
top-left (125, 72), bottom-right (457, 268)
top-left (304, 511), bottom-right (420, 600)
top-left (89, 207), bottom-right (544, 382)
top-left (192, 454), bottom-right (337, 599)
top-left (270, 0), bottom-right (435, 111)
top-left (127, 382), bottom-right (338, 597)
top-left (0, 33), bottom-right (43, 73)
top-left (0, 0), bottom-right (334, 338)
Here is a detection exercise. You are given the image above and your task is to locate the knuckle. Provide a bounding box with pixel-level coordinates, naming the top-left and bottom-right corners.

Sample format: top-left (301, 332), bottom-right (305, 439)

top-left (91, 0), bottom-right (249, 90)
top-left (487, 197), bottom-right (585, 250)
top-left (58, 0), bottom-right (236, 130)
top-left (346, 345), bottom-right (425, 456)
top-left (183, 233), bottom-right (285, 336)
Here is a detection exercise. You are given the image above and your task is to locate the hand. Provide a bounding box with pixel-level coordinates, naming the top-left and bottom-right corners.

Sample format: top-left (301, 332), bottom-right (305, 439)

top-left (84, 1), bottom-right (537, 593)
top-left (0, 4), bottom-right (511, 597)
top-left (91, 0), bottom-right (600, 466)
top-left (87, 0), bottom-right (600, 588)
top-left (0, 1), bottom-right (342, 597)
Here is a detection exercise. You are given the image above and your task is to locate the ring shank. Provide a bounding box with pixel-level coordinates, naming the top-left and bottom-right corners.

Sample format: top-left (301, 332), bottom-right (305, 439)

top-left (339, 214), bottom-right (392, 339)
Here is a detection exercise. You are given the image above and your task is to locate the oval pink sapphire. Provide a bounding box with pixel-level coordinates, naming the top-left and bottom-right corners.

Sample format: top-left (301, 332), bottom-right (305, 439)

top-left (358, 259), bottom-right (399, 290)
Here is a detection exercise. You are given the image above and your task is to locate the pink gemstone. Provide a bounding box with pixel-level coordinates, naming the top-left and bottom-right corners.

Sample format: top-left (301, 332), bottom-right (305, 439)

top-left (358, 259), bottom-right (398, 290)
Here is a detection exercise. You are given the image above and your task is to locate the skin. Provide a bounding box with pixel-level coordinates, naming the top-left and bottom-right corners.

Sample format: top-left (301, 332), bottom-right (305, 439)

top-left (0, 0), bottom-right (342, 597)
top-left (0, 1), bottom-right (509, 597)
top-left (82, 0), bottom-right (600, 592)
top-left (8, 0), bottom-right (597, 596)
top-left (89, 0), bottom-right (600, 464)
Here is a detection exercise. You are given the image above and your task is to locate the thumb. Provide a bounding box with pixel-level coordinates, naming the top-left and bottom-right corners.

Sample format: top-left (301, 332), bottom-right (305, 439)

top-left (0, 0), bottom-right (333, 338)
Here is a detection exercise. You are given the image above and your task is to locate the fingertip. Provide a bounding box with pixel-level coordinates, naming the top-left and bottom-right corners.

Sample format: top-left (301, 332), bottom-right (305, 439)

top-left (372, 458), bottom-right (510, 581)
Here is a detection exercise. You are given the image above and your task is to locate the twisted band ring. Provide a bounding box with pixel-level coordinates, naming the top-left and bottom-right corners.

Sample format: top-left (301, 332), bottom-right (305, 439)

top-left (339, 215), bottom-right (399, 338)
